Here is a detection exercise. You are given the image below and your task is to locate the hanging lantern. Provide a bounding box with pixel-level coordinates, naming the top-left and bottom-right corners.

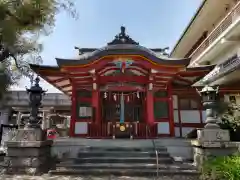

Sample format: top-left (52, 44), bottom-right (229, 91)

top-left (137, 92), bottom-right (140, 99)
top-left (127, 96), bottom-right (130, 102)
top-left (104, 92), bottom-right (107, 99)
top-left (113, 94), bottom-right (117, 101)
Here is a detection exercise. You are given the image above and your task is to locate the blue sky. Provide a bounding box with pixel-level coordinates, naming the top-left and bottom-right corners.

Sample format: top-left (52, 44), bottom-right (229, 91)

top-left (12, 0), bottom-right (203, 92)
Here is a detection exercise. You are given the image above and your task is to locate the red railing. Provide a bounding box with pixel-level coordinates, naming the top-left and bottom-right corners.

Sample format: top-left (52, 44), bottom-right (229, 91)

top-left (190, 1), bottom-right (240, 62)
top-left (87, 123), bottom-right (109, 138)
top-left (87, 122), bottom-right (158, 139)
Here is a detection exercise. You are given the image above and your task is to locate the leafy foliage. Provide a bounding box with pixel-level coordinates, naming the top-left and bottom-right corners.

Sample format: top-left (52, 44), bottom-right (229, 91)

top-left (219, 102), bottom-right (240, 131)
top-left (200, 154), bottom-right (240, 180)
top-left (0, 0), bottom-right (78, 98)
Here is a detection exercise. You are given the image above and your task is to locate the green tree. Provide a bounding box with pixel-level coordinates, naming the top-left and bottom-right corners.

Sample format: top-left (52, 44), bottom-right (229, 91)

top-left (0, 0), bottom-right (78, 98)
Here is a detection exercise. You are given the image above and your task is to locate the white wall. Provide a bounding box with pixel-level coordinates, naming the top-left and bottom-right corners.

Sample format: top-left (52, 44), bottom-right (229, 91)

top-left (174, 110), bottom-right (179, 123)
top-left (173, 94), bottom-right (203, 137)
top-left (75, 122), bottom-right (88, 134)
top-left (180, 110), bottom-right (201, 123)
top-left (157, 122), bottom-right (170, 134)
top-left (172, 95), bottom-right (178, 109)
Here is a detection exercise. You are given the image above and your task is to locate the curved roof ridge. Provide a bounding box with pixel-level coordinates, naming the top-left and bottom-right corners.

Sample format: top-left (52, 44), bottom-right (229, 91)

top-left (58, 44), bottom-right (189, 61)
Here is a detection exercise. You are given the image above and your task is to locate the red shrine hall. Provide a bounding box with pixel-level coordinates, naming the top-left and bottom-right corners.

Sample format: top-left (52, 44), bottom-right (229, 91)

top-left (30, 27), bottom-right (215, 139)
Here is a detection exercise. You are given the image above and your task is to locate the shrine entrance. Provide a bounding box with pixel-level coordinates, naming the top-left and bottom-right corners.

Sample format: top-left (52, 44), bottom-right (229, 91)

top-left (101, 91), bottom-right (145, 139)
top-left (101, 91), bottom-right (145, 123)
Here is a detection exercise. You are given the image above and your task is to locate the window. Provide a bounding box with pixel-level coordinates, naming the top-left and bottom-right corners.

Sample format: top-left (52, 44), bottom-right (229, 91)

top-left (179, 99), bottom-right (189, 109)
top-left (154, 91), bottom-right (168, 98)
top-left (77, 90), bottom-right (92, 98)
top-left (179, 98), bottom-right (200, 110)
top-left (79, 107), bottom-right (92, 117)
top-left (77, 102), bottom-right (92, 118)
top-left (154, 101), bottom-right (169, 119)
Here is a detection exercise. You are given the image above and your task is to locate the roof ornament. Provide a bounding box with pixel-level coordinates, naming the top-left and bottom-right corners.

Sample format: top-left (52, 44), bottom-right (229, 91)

top-left (107, 26), bottom-right (139, 45)
top-left (120, 26), bottom-right (126, 36)
top-left (161, 47), bottom-right (170, 56)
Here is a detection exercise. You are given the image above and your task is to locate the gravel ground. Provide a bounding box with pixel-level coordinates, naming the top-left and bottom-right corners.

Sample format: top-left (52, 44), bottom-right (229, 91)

top-left (0, 175), bottom-right (199, 180)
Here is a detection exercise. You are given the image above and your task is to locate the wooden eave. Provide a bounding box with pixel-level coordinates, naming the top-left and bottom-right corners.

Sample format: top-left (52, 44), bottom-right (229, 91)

top-left (29, 64), bottom-right (72, 96)
top-left (29, 62), bottom-right (214, 93)
top-left (173, 64), bottom-right (216, 86)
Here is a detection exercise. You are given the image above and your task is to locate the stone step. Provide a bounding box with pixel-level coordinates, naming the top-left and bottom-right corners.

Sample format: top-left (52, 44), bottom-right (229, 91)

top-left (56, 162), bottom-right (178, 170)
top-left (51, 140), bottom-right (177, 177)
top-left (78, 146), bottom-right (168, 152)
top-left (60, 156), bottom-right (172, 164)
top-left (49, 167), bottom-right (199, 177)
top-left (77, 151), bottom-right (170, 158)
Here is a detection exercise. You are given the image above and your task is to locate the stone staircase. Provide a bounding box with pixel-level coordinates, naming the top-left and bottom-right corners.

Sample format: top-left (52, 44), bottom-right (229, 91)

top-left (49, 144), bottom-right (199, 177)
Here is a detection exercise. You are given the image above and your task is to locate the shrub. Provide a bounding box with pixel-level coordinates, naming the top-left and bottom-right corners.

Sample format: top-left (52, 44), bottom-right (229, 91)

top-left (200, 154), bottom-right (240, 180)
top-left (218, 102), bottom-right (240, 131)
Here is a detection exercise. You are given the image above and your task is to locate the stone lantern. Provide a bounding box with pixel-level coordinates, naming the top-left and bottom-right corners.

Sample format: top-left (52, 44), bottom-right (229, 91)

top-left (191, 85), bottom-right (231, 169)
top-left (26, 77), bottom-right (46, 128)
top-left (3, 77), bottom-right (53, 175)
top-left (197, 85), bottom-right (220, 129)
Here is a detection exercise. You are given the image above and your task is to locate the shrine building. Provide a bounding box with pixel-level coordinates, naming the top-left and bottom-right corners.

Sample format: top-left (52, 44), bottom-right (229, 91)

top-left (30, 27), bottom-right (216, 139)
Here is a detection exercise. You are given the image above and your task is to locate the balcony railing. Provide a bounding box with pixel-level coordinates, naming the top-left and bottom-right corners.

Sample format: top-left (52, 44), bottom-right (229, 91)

top-left (202, 55), bottom-right (240, 83)
top-left (190, 1), bottom-right (240, 62)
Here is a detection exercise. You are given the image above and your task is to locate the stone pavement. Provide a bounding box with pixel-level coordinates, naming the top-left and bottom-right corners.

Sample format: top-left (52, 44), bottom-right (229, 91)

top-left (0, 175), bottom-right (198, 180)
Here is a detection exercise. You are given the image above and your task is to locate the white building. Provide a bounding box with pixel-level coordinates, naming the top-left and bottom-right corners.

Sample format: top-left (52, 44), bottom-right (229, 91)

top-left (171, 0), bottom-right (240, 103)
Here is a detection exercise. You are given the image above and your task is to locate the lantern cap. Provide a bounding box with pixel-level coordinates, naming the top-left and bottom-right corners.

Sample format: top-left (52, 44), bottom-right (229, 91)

top-left (199, 85), bottom-right (219, 93)
top-left (26, 77), bottom-right (46, 93)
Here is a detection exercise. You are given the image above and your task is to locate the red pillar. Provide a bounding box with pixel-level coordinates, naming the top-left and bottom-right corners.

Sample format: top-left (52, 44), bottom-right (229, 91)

top-left (168, 84), bottom-right (175, 136)
top-left (70, 84), bottom-right (77, 137)
top-left (146, 90), bottom-right (154, 126)
top-left (92, 90), bottom-right (100, 124)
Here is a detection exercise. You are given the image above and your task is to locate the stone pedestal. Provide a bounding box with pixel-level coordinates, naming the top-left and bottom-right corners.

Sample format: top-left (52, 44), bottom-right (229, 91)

top-left (197, 128), bottom-right (230, 143)
top-left (191, 128), bottom-right (236, 169)
top-left (3, 128), bottom-right (53, 175)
